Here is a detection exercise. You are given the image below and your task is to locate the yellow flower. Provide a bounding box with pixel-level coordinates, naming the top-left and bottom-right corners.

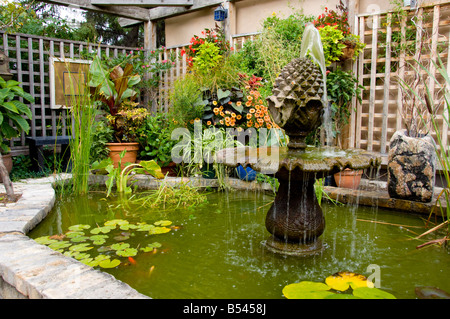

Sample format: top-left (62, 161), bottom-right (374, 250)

top-left (231, 113), bottom-right (236, 118)
top-left (213, 100), bottom-right (218, 105)
top-left (236, 101), bottom-right (242, 107)
top-left (220, 120), bottom-right (224, 125)
top-left (249, 108), bottom-right (256, 114)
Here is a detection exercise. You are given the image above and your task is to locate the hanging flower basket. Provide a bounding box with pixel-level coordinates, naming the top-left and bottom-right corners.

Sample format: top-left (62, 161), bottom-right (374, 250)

top-left (339, 41), bottom-right (356, 62)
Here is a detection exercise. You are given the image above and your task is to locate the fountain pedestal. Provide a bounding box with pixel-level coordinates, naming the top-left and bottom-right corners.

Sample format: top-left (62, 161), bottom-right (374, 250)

top-left (264, 166), bottom-right (325, 256)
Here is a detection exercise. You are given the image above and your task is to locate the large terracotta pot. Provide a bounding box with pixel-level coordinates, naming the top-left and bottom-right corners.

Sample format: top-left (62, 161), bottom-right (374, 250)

top-left (334, 168), bottom-right (363, 190)
top-left (0, 154), bottom-right (13, 183)
top-left (106, 142), bottom-right (139, 168)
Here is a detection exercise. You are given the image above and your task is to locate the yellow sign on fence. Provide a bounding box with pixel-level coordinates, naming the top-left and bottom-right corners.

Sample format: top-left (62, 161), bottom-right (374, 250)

top-left (50, 57), bottom-right (91, 109)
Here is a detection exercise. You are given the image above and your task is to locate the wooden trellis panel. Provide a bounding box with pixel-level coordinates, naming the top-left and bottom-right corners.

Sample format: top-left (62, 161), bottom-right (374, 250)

top-left (0, 31), bottom-right (142, 154)
top-left (351, 4), bottom-right (450, 159)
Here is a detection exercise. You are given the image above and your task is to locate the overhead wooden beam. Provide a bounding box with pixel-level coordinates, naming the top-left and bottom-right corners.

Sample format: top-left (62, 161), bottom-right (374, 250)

top-left (40, 0), bottom-right (150, 21)
top-left (91, 0), bottom-right (193, 6)
top-left (149, 0), bottom-right (224, 20)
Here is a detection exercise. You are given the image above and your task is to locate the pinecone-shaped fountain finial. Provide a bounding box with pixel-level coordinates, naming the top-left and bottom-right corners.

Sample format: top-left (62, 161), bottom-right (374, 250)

top-left (267, 57), bottom-right (324, 149)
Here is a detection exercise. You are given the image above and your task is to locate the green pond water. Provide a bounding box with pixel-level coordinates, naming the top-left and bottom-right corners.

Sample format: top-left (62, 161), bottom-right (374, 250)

top-left (28, 190), bottom-right (450, 299)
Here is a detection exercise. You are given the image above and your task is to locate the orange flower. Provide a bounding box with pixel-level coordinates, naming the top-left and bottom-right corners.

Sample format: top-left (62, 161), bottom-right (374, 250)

top-left (267, 123), bottom-right (272, 129)
top-left (258, 99), bottom-right (263, 104)
top-left (236, 101), bottom-right (242, 107)
top-left (213, 108), bottom-right (220, 114)
top-left (220, 111), bottom-right (225, 117)
top-left (247, 121), bottom-right (253, 127)
top-left (207, 121), bottom-right (212, 125)
top-left (237, 115), bottom-right (242, 120)
top-left (231, 113), bottom-right (236, 118)
top-left (264, 115), bottom-right (271, 121)
top-left (190, 119), bottom-right (194, 124)
top-left (258, 118), bottom-right (264, 124)
top-left (255, 123), bottom-right (260, 129)
top-left (220, 120), bottom-right (224, 125)
top-left (247, 95), bottom-right (253, 101)
top-left (246, 113), bottom-right (252, 120)
top-left (249, 108), bottom-right (256, 114)
top-left (245, 101), bottom-right (252, 107)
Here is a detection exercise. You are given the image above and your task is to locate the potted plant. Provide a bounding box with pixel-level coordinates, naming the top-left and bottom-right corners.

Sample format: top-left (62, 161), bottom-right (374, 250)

top-left (314, 2), bottom-right (365, 66)
top-left (0, 76), bottom-right (33, 198)
top-left (326, 68), bottom-right (364, 189)
top-left (88, 55), bottom-right (143, 167)
top-left (136, 113), bottom-right (178, 176)
top-left (388, 30), bottom-right (437, 203)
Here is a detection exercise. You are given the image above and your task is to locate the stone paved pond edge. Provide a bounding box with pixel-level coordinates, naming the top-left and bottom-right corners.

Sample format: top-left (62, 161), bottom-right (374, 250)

top-left (0, 174), bottom-right (444, 299)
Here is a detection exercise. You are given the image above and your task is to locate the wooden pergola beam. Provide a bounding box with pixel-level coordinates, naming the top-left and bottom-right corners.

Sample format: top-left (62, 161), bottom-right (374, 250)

top-left (91, 0), bottom-right (193, 7)
top-left (40, 0), bottom-right (150, 21)
top-left (149, 0), bottom-right (228, 20)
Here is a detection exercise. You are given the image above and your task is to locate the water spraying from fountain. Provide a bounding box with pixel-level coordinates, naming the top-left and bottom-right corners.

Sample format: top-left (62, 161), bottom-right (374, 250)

top-left (216, 24), bottom-right (381, 256)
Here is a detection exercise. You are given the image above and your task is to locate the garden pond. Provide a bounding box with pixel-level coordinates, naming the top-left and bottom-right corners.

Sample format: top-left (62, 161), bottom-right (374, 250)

top-left (28, 190), bottom-right (450, 299)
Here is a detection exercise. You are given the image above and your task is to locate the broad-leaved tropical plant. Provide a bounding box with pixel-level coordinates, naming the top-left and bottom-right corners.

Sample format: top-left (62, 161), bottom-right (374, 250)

top-left (0, 76), bottom-right (33, 153)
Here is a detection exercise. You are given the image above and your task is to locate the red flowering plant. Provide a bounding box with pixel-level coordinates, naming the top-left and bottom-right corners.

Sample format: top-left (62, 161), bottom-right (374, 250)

top-left (314, 1), bottom-right (350, 35)
top-left (314, 1), bottom-right (365, 64)
top-left (181, 24), bottom-right (231, 67)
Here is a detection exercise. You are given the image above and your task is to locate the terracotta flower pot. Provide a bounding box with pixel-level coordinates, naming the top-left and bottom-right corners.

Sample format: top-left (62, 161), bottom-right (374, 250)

top-left (161, 162), bottom-right (177, 177)
top-left (106, 142), bottom-right (140, 168)
top-left (0, 154), bottom-right (13, 183)
top-left (334, 168), bottom-right (363, 190)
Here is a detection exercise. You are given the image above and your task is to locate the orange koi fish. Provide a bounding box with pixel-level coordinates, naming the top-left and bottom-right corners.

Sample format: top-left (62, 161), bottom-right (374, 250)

top-left (128, 257), bottom-right (137, 265)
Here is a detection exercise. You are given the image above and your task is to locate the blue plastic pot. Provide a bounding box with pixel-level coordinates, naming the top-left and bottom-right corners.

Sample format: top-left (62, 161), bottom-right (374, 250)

top-left (236, 165), bottom-right (257, 182)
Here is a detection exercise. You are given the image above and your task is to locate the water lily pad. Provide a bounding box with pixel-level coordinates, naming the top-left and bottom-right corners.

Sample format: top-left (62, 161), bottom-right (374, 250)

top-left (111, 243), bottom-right (130, 251)
top-left (81, 258), bottom-right (99, 267)
top-left (140, 242), bottom-right (162, 252)
top-left (352, 287), bottom-right (396, 299)
top-left (34, 236), bottom-right (58, 245)
top-left (113, 234), bottom-right (130, 241)
top-left (154, 220), bottom-right (172, 227)
top-left (68, 224), bottom-right (91, 231)
top-left (99, 258), bottom-right (121, 269)
top-left (116, 248), bottom-right (138, 257)
top-left (325, 272), bottom-right (373, 292)
top-left (104, 219), bottom-right (129, 227)
top-left (69, 243), bottom-right (93, 252)
top-left (66, 231), bottom-right (85, 238)
top-left (148, 226), bottom-right (171, 235)
top-left (95, 254), bottom-right (110, 262)
top-left (48, 241), bottom-right (72, 250)
top-left (283, 281), bottom-right (334, 299)
top-left (120, 224), bottom-right (138, 230)
top-left (90, 235), bottom-right (108, 245)
top-left (90, 225), bottom-right (114, 234)
top-left (70, 236), bottom-right (89, 243)
top-left (73, 252), bottom-right (91, 260)
top-left (97, 246), bottom-right (113, 252)
top-left (136, 224), bottom-right (155, 232)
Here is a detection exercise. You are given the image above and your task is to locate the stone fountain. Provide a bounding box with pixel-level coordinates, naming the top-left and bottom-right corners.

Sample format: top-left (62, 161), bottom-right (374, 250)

top-left (216, 26), bottom-right (381, 256)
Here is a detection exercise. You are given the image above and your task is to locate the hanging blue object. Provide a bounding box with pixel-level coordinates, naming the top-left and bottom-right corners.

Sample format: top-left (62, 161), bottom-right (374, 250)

top-left (214, 5), bottom-right (228, 21)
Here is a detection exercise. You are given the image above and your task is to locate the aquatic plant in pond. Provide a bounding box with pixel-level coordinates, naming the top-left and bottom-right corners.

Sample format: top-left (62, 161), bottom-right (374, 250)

top-left (283, 272), bottom-right (396, 299)
top-left (34, 218), bottom-right (173, 269)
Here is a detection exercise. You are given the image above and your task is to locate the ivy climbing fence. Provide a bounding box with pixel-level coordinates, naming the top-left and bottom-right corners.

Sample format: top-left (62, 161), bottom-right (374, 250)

top-left (351, 3), bottom-right (450, 163)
